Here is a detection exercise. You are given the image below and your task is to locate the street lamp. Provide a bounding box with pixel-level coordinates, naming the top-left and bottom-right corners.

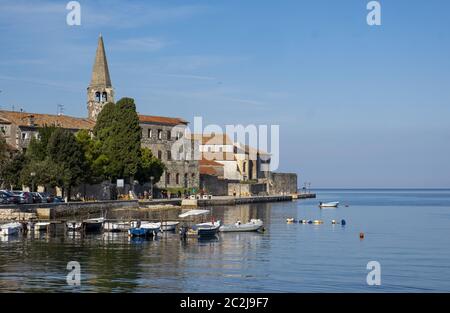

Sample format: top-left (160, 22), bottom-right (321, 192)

top-left (30, 172), bottom-right (36, 192)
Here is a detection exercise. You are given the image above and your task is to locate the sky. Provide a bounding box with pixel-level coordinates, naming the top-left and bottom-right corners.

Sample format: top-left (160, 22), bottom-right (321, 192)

top-left (0, 0), bottom-right (450, 188)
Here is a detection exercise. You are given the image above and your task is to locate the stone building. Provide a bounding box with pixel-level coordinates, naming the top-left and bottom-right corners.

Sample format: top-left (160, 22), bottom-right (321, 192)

top-left (0, 35), bottom-right (199, 191)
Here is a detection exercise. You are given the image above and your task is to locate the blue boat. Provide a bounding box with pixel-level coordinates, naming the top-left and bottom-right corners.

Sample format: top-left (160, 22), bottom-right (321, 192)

top-left (128, 222), bottom-right (161, 238)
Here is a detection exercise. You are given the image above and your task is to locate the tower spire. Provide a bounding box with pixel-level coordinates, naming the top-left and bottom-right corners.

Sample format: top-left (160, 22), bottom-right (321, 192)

top-left (90, 34), bottom-right (112, 87)
top-left (87, 35), bottom-right (114, 120)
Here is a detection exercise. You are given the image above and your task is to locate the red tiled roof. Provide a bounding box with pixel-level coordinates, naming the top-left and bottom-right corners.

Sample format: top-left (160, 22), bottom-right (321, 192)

top-left (0, 110), bottom-right (94, 130)
top-left (188, 133), bottom-right (234, 145)
top-left (199, 159), bottom-right (224, 167)
top-left (139, 115), bottom-right (188, 126)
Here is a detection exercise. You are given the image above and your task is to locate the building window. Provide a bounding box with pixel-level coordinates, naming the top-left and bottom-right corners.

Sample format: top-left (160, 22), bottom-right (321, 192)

top-left (166, 172), bottom-right (170, 185)
top-left (102, 92), bottom-right (108, 102)
top-left (167, 150), bottom-right (171, 161)
top-left (243, 162), bottom-right (246, 172)
top-left (176, 132), bottom-right (182, 140)
top-left (158, 129), bottom-right (162, 140)
top-left (95, 92), bottom-right (101, 102)
top-left (167, 130), bottom-right (171, 140)
top-left (0, 126), bottom-right (5, 134)
top-left (184, 173), bottom-right (188, 188)
top-left (158, 151), bottom-right (162, 159)
top-left (176, 173), bottom-right (180, 185)
top-left (147, 129), bottom-right (152, 138)
top-left (21, 132), bottom-right (27, 140)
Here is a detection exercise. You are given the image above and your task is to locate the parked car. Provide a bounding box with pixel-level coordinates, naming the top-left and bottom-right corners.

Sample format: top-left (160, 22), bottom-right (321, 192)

top-left (53, 196), bottom-right (64, 203)
top-left (31, 192), bottom-right (44, 203)
top-left (13, 191), bottom-right (33, 204)
top-left (0, 190), bottom-right (21, 204)
top-left (38, 192), bottom-right (54, 203)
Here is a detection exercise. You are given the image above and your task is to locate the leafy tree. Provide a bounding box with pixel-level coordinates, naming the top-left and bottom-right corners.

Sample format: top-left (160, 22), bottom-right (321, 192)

top-left (136, 148), bottom-right (165, 184)
top-left (94, 98), bottom-right (142, 183)
top-left (47, 128), bottom-right (87, 200)
top-left (1, 151), bottom-right (25, 189)
top-left (26, 125), bottom-right (57, 161)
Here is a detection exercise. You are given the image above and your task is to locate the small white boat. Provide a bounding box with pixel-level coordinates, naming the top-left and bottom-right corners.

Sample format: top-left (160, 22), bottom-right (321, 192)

top-left (34, 222), bottom-right (51, 232)
top-left (0, 222), bottom-right (23, 236)
top-left (220, 219), bottom-right (264, 232)
top-left (104, 221), bottom-right (130, 232)
top-left (319, 201), bottom-right (339, 208)
top-left (161, 221), bottom-right (179, 232)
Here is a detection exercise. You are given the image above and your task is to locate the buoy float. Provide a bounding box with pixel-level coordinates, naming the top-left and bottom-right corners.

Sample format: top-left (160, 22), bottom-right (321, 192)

top-left (359, 232), bottom-right (365, 239)
top-left (341, 219), bottom-right (346, 226)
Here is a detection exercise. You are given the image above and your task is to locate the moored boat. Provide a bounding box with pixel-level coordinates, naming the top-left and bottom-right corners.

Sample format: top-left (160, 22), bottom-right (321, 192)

top-left (194, 221), bottom-right (221, 237)
top-left (128, 222), bottom-right (161, 238)
top-left (219, 219), bottom-right (263, 232)
top-left (161, 221), bottom-right (179, 232)
top-left (0, 222), bottom-right (23, 236)
top-left (319, 201), bottom-right (339, 208)
top-left (104, 221), bottom-right (130, 232)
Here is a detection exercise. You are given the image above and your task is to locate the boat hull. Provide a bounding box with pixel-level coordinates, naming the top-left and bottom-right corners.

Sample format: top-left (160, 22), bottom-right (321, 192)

top-left (161, 222), bottom-right (179, 232)
top-left (220, 220), bottom-right (263, 232)
top-left (0, 223), bottom-right (23, 236)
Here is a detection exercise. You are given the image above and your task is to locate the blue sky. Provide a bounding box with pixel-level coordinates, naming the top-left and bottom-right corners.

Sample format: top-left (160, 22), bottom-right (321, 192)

top-left (1, 0), bottom-right (450, 188)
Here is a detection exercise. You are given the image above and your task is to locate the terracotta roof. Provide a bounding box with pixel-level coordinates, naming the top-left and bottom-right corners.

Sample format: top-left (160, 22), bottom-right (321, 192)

top-left (200, 158), bottom-right (224, 176)
top-left (0, 110), bottom-right (95, 130)
top-left (202, 151), bottom-right (236, 162)
top-left (188, 133), bottom-right (234, 145)
top-left (199, 159), bottom-right (224, 167)
top-left (139, 114), bottom-right (188, 126)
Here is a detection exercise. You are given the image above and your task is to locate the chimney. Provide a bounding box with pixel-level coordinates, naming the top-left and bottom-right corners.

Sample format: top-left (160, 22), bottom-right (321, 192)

top-left (28, 115), bottom-right (35, 127)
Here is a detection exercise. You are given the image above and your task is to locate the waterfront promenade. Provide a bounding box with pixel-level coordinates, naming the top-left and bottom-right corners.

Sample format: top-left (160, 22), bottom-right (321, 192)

top-left (0, 193), bottom-right (316, 221)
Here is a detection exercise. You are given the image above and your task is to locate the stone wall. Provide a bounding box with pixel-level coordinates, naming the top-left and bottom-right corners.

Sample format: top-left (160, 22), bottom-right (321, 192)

top-left (199, 174), bottom-right (230, 196)
top-left (228, 182), bottom-right (267, 196)
top-left (268, 172), bottom-right (298, 195)
top-left (140, 123), bottom-right (199, 189)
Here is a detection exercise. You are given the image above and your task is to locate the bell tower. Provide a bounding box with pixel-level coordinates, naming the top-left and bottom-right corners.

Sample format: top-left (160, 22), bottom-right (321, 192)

top-left (87, 34), bottom-right (114, 120)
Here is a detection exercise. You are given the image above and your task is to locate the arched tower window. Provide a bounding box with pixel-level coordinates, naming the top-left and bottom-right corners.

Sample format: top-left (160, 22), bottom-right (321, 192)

top-left (95, 92), bottom-right (101, 102)
top-left (102, 92), bottom-right (108, 102)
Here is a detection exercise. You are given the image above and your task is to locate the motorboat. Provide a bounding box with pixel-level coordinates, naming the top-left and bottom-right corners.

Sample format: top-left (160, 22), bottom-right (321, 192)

top-left (286, 218), bottom-right (297, 223)
top-left (178, 209), bottom-right (220, 238)
top-left (219, 219), bottom-right (263, 232)
top-left (319, 201), bottom-right (339, 208)
top-left (104, 221), bottom-right (130, 232)
top-left (128, 222), bottom-right (161, 238)
top-left (83, 217), bottom-right (105, 232)
top-left (66, 217), bottom-right (104, 232)
top-left (161, 221), bottom-right (179, 232)
top-left (194, 221), bottom-right (221, 237)
top-left (0, 222), bottom-right (23, 236)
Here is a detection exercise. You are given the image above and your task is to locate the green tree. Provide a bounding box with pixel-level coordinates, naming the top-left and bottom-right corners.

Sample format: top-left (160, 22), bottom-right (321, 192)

top-left (136, 148), bottom-right (165, 184)
top-left (47, 128), bottom-right (87, 200)
top-left (1, 151), bottom-right (25, 189)
top-left (26, 125), bottom-right (57, 161)
top-left (94, 98), bottom-right (142, 183)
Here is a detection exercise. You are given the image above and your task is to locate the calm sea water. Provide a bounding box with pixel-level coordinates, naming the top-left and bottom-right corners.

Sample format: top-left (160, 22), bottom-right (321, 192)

top-left (1, 189), bottom-right (450, 292)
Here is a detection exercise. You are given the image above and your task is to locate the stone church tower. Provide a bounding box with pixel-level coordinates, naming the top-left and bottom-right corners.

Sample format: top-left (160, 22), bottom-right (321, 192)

top-left (87, 35), bottom-right (114, 120)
